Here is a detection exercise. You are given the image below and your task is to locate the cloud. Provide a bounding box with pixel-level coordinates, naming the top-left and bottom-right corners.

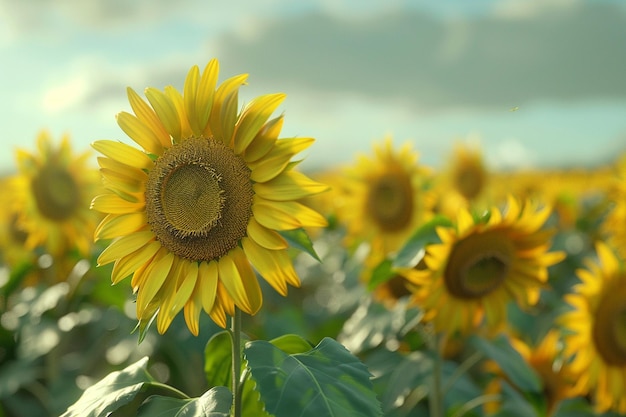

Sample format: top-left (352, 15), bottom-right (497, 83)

top-left (213, 2), bottom-right (626, 110)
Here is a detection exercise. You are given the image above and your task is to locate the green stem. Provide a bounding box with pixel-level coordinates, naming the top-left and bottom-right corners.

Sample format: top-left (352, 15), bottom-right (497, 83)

top-left (231, 307), bottom-right (242, 417)
top-left (428, 329), bottom-right (444, 417)
top-left (449, 394), bottom-right (501, 417)
top-left (442, 350), bottom-right (483, 394)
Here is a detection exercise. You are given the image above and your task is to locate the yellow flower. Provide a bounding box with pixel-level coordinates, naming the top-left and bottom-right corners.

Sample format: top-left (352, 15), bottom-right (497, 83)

top-left (11, 131), bottom-right (101, 258)
top-left (484, 330), bottom-right (578, 416)
top-left (338, 137), bottom-right (433, 254)
top-left (560, 242), bottom-right (626, 413)
top-left (404, 197), bottom-right (564, 336)
top-left (91, 59), bottom-right (328, 335)
top-left (602, 154), bottom-right (626, 258)
top-left (0, 176), bottom-right (33, 267)
top-left (434, 141), bottom-right (490, 218)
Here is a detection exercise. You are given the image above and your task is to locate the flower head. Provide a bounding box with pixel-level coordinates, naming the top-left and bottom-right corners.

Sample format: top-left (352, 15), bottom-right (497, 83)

top-left (560, 242), bottom-right (626, 413)
top-left (11, 131), bottom-right (101, 258)
top-left (91, 59), bottom-right (327, 335)
top-left (404, 197), bottom-right (564, 336)
top-left (338, 137), bottom-right (433, 254)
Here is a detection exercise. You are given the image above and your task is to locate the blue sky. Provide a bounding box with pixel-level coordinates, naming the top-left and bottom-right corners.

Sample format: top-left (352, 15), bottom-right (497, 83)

top-left (1, 0), bottom-right (625, 175)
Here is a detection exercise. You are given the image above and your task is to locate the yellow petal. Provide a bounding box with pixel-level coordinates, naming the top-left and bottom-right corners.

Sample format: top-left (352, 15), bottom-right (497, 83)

top-left (196, 59), bottom-right (219, 133)
top-left (157, 260), bottom-right (198, 334)
top-left (95, 212), bottom-right (148, 241)
top-left (145, 87), bottom-right (181, 142)
top-left (111, 241), bottom-right (161, 284)
top-left (254, 170), bottom-right (328, 201)
top-left (219, 90), bottom-right (239, 147)
top-left (253, 197), bottom-right (328, 230)
top-left (233, 93), bottom-right (285, 154)
top-left (206, 73), bottom-right (248, 140)
top-left (91, 193), bottom-right (145, 213)
top-left (596, 242), bottom-right (619, 276)
top-left (247, 217), bottom-right (288, 250)
top-left (244, 116), bottom-right (283, 163)
top-left (183, 65), bottom-right (201, 134)
top-left (217, 249), bottom-right (262, 315)
top-left (116, 111), bottom-right (164, 155)
top-left (136, 251), bottom-right (175, 317)
top-left (184, 293), bottom-right (202, 336)
top-left (249, 137), bottom-right (314, 182)
top-left (100, 168), bottom-right (145, 195)
top-left (164, 86), bottom-right (192, 142)
top-left (92, 140), bottom-right (153, 170)
top-left (127, 87), bottom-right (171, 148)
top-left (209, 289), bottom-right (228, 329)
top-left (97, 156), bottom-right (148, 182)
top-left (199, 261), bottom-right (219, 314)
top-left (97, 230), bottom-right (155, 266)
top-left (457, 209), bottom-right (475, 234)
top-left (243, 237), bottom-right (301, 294)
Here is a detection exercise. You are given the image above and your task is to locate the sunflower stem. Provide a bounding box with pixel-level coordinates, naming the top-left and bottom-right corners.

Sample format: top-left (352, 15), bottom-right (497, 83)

top-left (428, 329), bottom-right (445, 417)
top-left (231, 307), bottom-right (243, 417)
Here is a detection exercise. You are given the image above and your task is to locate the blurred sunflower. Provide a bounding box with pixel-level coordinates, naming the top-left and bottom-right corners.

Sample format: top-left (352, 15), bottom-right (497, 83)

top-left (560, 242), bottom-right (626, 413)
top-left (0, 176), bottom-right (33, 267)
top-left (484, 330), bottom-right (577, 416)
top-left (435, 141), bottom-right (490, 217)
top-left (602, 154), bottom-right (626, 257)
top-left (91, 59), bottom-right (328, 335)
top-left (404, 197), bottom-right (564, 336)
top-left (11, 131), bottom-right (101, 259)
top-left (339, 137), bottom-right (433, 254)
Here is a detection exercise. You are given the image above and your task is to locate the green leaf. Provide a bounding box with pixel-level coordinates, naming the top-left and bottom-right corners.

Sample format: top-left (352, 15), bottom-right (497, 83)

top-left (136, 386), bottom-right (232, 417)
top-left (60, 357), bottom-right (160, 417)
top-left (393, 215), bottom-right (452, 268)
top-left (279, 228), bottom-right (321, 262)
top-left (245, 337), bottom-right (382, 417)
top-left (204, 331), bottom-right (233, 388)
top-left (203, 331), bottom-right (269, 416)
top-left (269, 334), bottom-right (313, 354)
top-left (470, 334), bottom-right (542, 393)
top-left (366, 258), bottom-right (394, 291)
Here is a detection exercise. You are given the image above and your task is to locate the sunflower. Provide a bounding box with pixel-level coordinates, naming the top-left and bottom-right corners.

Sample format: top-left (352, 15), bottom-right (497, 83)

top-left (0, 176), bottom-right (33, 267)
top-left (338, 137), bottom-right (433, 255)
top-left (10, 131), bottom-right (101, 259)
top-left (560, 242), bottom-right (626, 413)
top-left (484, 330), bottom-right (578, 416)
top-left (434, 141), bottom-right (490, 217)
top-left (91, 59), bottom-right (328, 335)
top-left (601, 153), bottom-right (626, 257)
top-left (404, 196), bottom-right (565, 336)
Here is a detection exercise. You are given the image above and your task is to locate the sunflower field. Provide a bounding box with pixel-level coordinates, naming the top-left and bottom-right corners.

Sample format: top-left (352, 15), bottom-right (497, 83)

top-left (1, 59), bottom-right (626, 417)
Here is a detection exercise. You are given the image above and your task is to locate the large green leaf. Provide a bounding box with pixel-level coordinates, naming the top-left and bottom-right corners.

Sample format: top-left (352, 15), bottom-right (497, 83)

top-left (470, 334), bottom-right (542, 393)
top-left (204, 330), bottom-right (270, 417)
top-left (60, 357), bottom-right (185, 417)
top-left (204, 331), bottom-right (233, 388)
top-left (245, 337), bottom-right (382, 417)
top-left (136, 386), bottom-right (232, 417)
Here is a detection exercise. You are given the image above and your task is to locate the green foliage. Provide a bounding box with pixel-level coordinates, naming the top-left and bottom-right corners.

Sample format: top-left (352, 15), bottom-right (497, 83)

top-left (393, 215), bottom-right (453, 268)
top-left (244, 337), bottom-right (382, 417)
top-left (136, 386), bottom-right (232, 417)
top-left (279, 228), bottom-right (321, 262)
top-left (469, 334), bottom-right (542, 393)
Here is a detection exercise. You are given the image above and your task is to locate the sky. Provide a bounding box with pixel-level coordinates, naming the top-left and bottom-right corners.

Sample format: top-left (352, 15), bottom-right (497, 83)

top-left (1, 0), bottom-right (626, 175)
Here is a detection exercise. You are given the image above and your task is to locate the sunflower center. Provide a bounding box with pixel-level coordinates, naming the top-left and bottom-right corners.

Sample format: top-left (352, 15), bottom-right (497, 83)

top-left (592, 285), bottom-right (626, 366)
top-left (366, 170), bottom-right (413, 232)
top-left (454, 164), bottom-right (484, 201)
top-left (145, 136), bottom-right (254, 262)
top-left (444, 231), bottom-right (512, 299)
top-left (31, 165), bottom-right (80, 221)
